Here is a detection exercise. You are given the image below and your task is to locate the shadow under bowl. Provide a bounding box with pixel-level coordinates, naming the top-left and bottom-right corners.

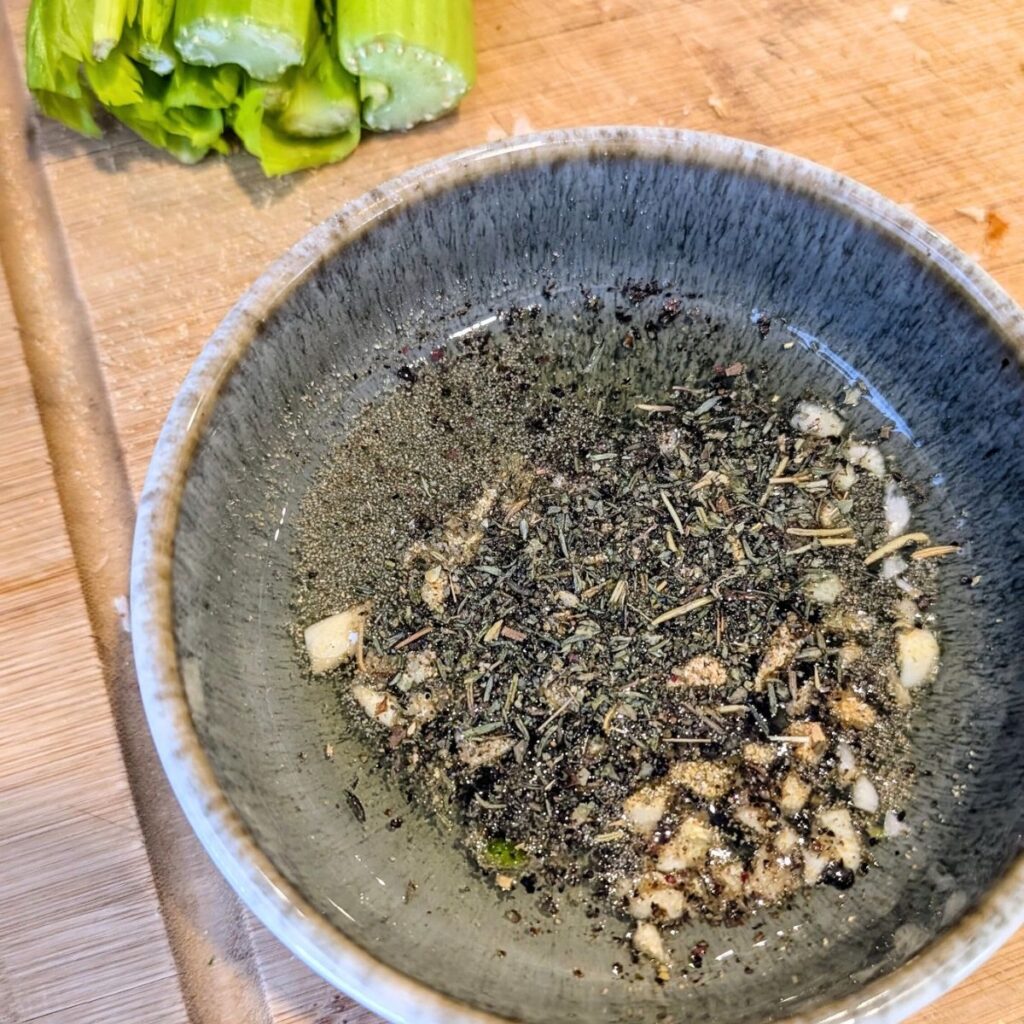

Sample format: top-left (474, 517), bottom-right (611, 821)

top-left (131, 128), bottom-right (1024, 1024)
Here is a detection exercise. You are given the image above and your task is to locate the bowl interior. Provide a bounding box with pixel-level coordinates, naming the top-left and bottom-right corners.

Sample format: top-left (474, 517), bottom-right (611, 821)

top-left (168, 142), bottom-right (1024, 1024)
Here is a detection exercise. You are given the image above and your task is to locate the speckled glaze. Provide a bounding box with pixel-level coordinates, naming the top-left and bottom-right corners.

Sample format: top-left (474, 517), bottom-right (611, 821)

top-left (131, 128), bottom-right (1024, 1024)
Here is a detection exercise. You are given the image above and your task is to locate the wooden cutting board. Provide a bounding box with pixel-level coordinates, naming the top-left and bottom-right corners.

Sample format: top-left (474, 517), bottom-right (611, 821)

top-left (1, 1), bottom-right (1023, 1021)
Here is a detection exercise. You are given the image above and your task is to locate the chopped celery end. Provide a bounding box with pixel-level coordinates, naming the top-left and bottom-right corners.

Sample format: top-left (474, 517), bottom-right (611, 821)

top-left (164, 61), bottom-right (241, 109)
top-left (278, 79), bottom-right (358, 138)
top-left (230, 84), bottom-right (359, 175)
top-left (276, 35), bottom-right (358, 138)
top-left (137, 43), bottom-right (175, 75)
top-left (83, 49), bottom-right (144, 107)
top-left (118, 23), bottom-right (176, 75)
top-left (174, 0), bottom-right (315, 80)
top-left (136, 0), bottom-right (176, 70)
top-left (352, 44), bottom-right (470, 132)
top-left (109, 95), bottom-right (219, 163)
top-left (91, 0), bottom-right (131, 60)
top-left (137, 38), bottom-right (177, 75)
top-left (26, 0), bottom-right (100, 136)
top-left (338, 0), bottom-right (475, 131)
top-left (48, 0), bottom-right (131, 62)
top-left (257, 79), bottom-right (292, 115)
top-left (138, 0), bottom-right (174, 40)
top-left (35, 90), bottom-right (102, 138)
top-left (163, 105), bottom-right (229, 152)
top-left (103, 65), bottom-right (229, 164)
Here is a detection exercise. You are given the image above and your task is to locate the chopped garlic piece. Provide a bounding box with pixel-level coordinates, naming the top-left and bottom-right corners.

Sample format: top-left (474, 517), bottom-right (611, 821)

top-left (831, 462), bottom-right (857, 493)
top-left (633, 921), bottom-right (668, 963)
top-left (852, 775), bottom-right (880, 813)
top-left (304, 604), bottom-right (370, 674)
top-left (791, 401), bottom-right (845, 438)
top-left (838, 643), bottom-right (864, 667)
top-left (804, 570), bottom-right (843, 604)
top-left (775, 824), bottom-right (801, 856)
top-left (881, 555), bottom-right (908, 580)
top-left (668, 760), bottom-right (736, 800)
top-left (421, 565), bottom-right (447, 612)
top-left (831, 690), bottom-right (877, 730)
top-left (787, 721), bottom-right (828, 764)
top-left (733, 801), bottom-right (777, 836)
top-left (629, 875), bottom-right (687, 922)
top-left (742, 742), bottom-right (779, 768)
top-left (708, 858), bottom-right (746, 902)
top-left (656, 816), bottom-right (718, 872)
top-left (815, 807), bottom-right (862, 871)
top-left (623, 785), bottom-right (670, 836)
top-left (884, 809), bottom-right (910, 837)
top-left (892, 597), bottom-right (919, 628)
top-left (404, 649), bottom-right (438, 685)
top-left (805, 806), bottom-right (863, 883)
top-left (897, 627), bottom-right (939, 689)
top-left (884, 482), bottom-right (911, 538)
top-left (836, 741), bottom-right (858, 783)
top-left (748, 845), bottom-right (800, 902)
top-left (570, 803), bottom-right (593, 825)
top-left (779, 772), bottom-right (811, 816)
top-left (803, 848), bottom-right (831, 885)
top-left (848, 442), bottom-right (885, 477)
top-left (669, 654), bottom-right (728, 689)
top-left (352, 683), bottom-right (400, 727)
top-left (888, 665), bottom-right (913, 709)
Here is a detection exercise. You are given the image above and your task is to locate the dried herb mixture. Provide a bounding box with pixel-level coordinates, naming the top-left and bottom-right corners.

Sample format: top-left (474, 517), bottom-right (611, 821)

top-left (295, 334), bottom-right (951, 970)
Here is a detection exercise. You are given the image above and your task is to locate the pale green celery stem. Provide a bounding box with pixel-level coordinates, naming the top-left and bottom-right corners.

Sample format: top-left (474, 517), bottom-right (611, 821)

top-left (139, 0), bottom-right (174, 43)
top-left (25, 0), bottom-right (102, 136)
top-left (137, 0), bottom-right (175, 72)
top-left (230, 82), bottom-right (360, 175)
top-left (173, 0), bottom-right (315, 79)
top-left (336, 0), bottom-right (476, 130)
top-left (92, 0), bottom-right (130, 59)
top-left (337, 0), bottom-right (476, 79)
top-left (277, 36), bottom-right (358, 137)
top-left (138, 37), bottom-right (176, 75)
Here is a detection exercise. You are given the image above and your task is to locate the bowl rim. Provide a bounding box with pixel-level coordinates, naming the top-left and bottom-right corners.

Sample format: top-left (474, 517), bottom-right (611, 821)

top-left (131, 126), bottom-right (1024, 1024)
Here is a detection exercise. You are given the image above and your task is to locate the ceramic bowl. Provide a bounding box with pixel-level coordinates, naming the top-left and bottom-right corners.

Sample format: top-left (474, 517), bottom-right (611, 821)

top-left (131, 128), bottom-right (1024, 1024)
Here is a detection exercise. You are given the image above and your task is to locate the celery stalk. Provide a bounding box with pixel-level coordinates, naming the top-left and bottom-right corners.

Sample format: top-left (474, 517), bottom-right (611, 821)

top-left (276, 33), bottom-right (358, 137)
top-left (336, 0), bottom-right (476, 131)
top-left (135, 0), bottom-right (176, 73)
top-left (26, 0), bottom-right (478, 173)
top-left (231, 87), bottom-right (359, 174)
top-left (91, 0), bottom-right (130, 60)
top-left (164, 61), bottom-right (241, 110)
top-left (110, 98), bottom-right (215, 163)
top-left (45, 0), bottom-right (125, 64)
top-left (138, 0), bottom-right (174, 46)
top-left (83, 47), bottom-right (144, 106)
top-left (230, 31), bottom-right (360, 174)
top-left (106, 63), bottom-right (230, 163)
top-left (174, 0), bottom-right (315, 80)
top-left (25, 0), bottom-right (102, 137)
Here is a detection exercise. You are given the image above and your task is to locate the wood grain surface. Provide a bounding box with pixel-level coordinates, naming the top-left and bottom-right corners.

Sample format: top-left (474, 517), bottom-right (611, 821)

top-left (1, 1), bottom-right (1022, 1022)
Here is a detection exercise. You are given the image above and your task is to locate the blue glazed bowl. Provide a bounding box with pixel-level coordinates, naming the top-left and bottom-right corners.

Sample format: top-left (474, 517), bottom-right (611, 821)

top-left (131, 128), bottom-right (1024, 1024)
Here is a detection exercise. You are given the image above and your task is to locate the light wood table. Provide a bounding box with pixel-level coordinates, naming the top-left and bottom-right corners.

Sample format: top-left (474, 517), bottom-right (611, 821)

top-left (1, 2), bottom-right (1023, 1022)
